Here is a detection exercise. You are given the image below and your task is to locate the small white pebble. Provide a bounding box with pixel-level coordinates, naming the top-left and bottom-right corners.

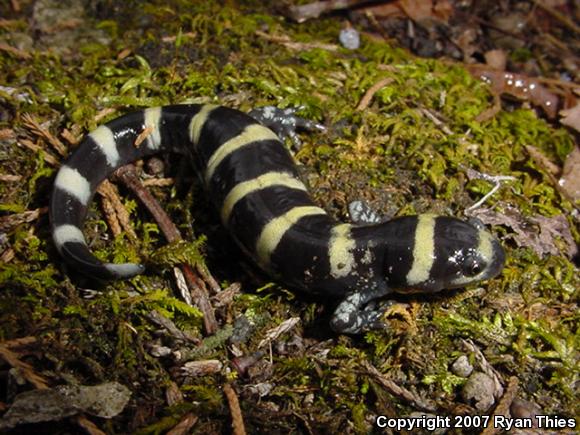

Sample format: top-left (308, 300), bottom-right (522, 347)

top-left (451, 355), bottom-right (473, 377)
top-left (339, 28), bottom-right (360, 50)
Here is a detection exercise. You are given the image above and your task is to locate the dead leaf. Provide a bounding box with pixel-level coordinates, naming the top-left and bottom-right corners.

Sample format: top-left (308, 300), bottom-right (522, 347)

top-left (258, 317), bottom-right (300, 348)
top-left (0, 382), bottom-right (131, 430)
top-left (399, 0), bottom-right (436, 22)
top-left (469, 208), bottom-right (577, 258)
top-left (558, 145), bottom-right (580, 202)
top-left (560, 103), bottom-right (580, 133)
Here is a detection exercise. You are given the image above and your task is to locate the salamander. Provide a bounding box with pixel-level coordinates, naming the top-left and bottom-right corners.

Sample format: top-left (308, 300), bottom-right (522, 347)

top-left (50, 104), bottom-right (505, 334)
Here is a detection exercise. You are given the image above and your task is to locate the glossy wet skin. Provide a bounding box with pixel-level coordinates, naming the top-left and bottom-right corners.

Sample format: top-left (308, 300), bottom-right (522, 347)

top-left (50, 104), bottom-right (506, 333)
top-left (381, 215), bottom-right (505, 294)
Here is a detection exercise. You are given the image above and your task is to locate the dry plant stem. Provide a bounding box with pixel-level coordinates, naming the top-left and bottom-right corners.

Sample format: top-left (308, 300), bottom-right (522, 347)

top-left (75, 416), bottom-right (107, 435)
top-left (196, 263), bottom-right (221, 294)
top-left (0, 340), bottom-right (49, 389)
top-left (0, 207), bottom-right (46, 233)
top-left (254, 30), bottom-right (338, 51)
top-left (182, 267), bottom-right (218, 334)
top-left (114, 164), bottom-right (218, 335)
top-left (166, 414), bottom-right (198, 435)
top-left (287, 0), bottom-right (367, 22)
top-left (224, 383), bottom-right (246, 435)
top-left (19, 138), bottom-right (59, 166)
top-left (361, 361), bottom-right (437, 412)
top-left (0, 42), bottom-right (30, 59)
top-left (420, 107), bottom-right (453, 135)
top-left (22, 113), bottom-right (67, 157)
top-left (97, 181), bottom-right (122, 236)
top-left (100, 180), bottom-right (137, 238)
top-left (291, 411), bottom-right (315, 435)
top-left (465, 168), bottom-right (516, 211)
top-left (0, 174), bottom-right (20, 182)
top-left (146, 310), bottom-right (200, 344)
top-left (114, 165), bottom-right (181, 242)
top-left (356, 77), bottom-right (394, 111)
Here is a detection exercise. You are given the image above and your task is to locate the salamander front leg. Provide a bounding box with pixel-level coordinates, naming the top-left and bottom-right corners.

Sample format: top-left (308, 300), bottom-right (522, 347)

top-left (249, 106), bottom-right (325, 148)
top-left (330, 285), bottom-right (392, 334)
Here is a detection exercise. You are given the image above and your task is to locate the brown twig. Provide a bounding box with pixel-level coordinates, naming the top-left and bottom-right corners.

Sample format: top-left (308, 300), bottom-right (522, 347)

top-left (145, 310), bottom-right (200, 344)
top-left (166, 414), bottom-right (198, 435)
top-left (75, 416), bottom-right (107, 435)
top-left (0, 207), bottom-right (46, 233)
top-left (475, 94), bottom-right (502, 123)
top-left (19, 139), bottom-right (59, 166)
top-left (0, 339), bottom-right (49, 390)
top-left (114, 165), bottom-right (180, 241)
top-left (356, 77), bottom-right (394, 111)
top-left (0, 42), bottom-right (30, 59)
top-left (22, 113), bottom-right (67, 157)
top-left (97, 180), bottom-right (137, 239)
top-left (0, 174), bottom-right (22, 182)
top-left (361, 360), bottom-right (437, 412)
top-left (142, 177), bottom-right (175, 187)
top-left (223, 383), bottom-right (246, 435)
top-left (114, 164), bottom-right (218, 335)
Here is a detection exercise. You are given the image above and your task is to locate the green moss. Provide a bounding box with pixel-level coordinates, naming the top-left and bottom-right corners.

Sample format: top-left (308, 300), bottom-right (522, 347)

top-left (423, 372), bottom-right (466, 395)
top-left (0, 0), bottom-right (578, 431)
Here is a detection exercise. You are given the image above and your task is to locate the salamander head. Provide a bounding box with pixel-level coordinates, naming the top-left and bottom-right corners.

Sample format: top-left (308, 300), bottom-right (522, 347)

top-left (389, 215), bottom-right (505, 293)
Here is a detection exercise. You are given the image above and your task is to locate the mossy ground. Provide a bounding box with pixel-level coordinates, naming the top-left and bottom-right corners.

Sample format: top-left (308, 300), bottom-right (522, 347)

top-left (0, 1), bottom-right (577, 433)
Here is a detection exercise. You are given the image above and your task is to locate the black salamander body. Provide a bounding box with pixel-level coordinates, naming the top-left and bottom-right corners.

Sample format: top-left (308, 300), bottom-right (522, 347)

top-left (50, 104), bottom-right (505, 334)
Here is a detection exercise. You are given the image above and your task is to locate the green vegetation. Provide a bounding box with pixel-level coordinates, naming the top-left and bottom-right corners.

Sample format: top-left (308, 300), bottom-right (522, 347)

top-left (0, 0), bottom-right (577, 432)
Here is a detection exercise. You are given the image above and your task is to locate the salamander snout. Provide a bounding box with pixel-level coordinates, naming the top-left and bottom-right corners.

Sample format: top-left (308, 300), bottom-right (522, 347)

top-left (442, 219), bottom-right (506, 289)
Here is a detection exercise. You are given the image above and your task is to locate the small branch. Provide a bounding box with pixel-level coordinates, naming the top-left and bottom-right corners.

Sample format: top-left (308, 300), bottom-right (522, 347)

top-left (166, 414), bottom-right (198, 435)
top-left (419, 107), bottom-right (453, 135)
top-left (361, 360), bottom-right (437, 412)
top-left (113, 164), bottom-right (219, 335)
top-left (286, 0), bottom-right (368, 23)
top-left (0, 339), bottom-right (49, 390)
top-left (356, 77), bottom-right (394, 111)
top-left (255, 30), bottom-right (338, 51)
top-left (0, 42), bottom-right (30, 59)
top-left (0, 207), bottom-right (46, 233)
top-left (19, 139), bottom-right (59, 166)
top-left (114, 164), bottom-right (181, 241)
top-left (97, 180), bottom-right (136, 238)
top-left (224, 384), bottom-right (246, 435)
top-left (22, 113), bottom-right (67, 157)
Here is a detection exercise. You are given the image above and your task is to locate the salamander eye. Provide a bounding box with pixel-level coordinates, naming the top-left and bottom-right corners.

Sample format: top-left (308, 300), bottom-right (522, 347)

top-left (464, 258), bottom-right (483, 277)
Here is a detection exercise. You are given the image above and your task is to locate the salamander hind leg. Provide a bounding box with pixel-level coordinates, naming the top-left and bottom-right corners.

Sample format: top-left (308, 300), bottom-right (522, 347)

top-left (348, 200), bottom-right (383, 225)
top-left (329, 286), bottom-right (391, 334)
